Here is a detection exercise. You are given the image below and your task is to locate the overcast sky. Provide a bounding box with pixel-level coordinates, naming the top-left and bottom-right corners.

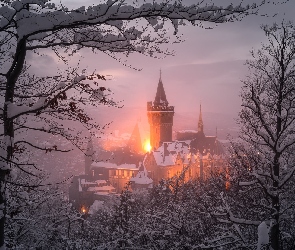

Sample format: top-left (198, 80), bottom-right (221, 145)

top-left (31, 0), bottom-right (295, 120)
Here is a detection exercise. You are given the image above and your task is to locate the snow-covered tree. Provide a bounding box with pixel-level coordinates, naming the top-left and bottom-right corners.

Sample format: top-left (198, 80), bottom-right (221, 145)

top-left (221, 22), bottom-right (295, 250)
top-left (5, 183), bottom-right (80, 249)
top-left (0, 0), bottom-right (270, 247)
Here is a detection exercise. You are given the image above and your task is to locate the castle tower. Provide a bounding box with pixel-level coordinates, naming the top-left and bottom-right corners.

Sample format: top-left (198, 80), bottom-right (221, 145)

top-left (198, 104), bottom-right (204, 134)
top-left (147, 71), bottom-right (174, 149)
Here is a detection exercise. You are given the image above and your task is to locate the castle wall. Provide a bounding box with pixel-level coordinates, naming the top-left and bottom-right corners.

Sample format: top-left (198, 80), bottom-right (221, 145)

top-left (147, 102), bottom-right (174, 149)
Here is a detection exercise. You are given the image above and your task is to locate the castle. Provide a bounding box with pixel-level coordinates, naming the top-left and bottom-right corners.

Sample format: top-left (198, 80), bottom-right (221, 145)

top-left (143, 72), bottom-right (224, 184)
top-left (69, 72), bottom-right (225, 212)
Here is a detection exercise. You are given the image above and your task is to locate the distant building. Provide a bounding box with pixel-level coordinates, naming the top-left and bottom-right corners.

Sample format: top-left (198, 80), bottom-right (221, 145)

top-left (90, 161), bottom-right (139, 193)
top-left (69, 176), bottom-right (116, 212)
top-left (69, 122), bottom-right (146, 212)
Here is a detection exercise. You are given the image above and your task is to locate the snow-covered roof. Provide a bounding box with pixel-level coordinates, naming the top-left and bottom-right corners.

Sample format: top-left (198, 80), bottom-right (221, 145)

top-left (80, 179), bottom-right (97, 185)
top-left (130, 163), bottom-right (153, 185)
top-left (88, 185), bottom-right (115, 192)
top-left (91, 162), bottom-right (117, 168)
top-left (95, 180), bottom-right (107, 185)
top-left (149, 140), bottom-right (223, 167)
top-left (178, 130), bottom-right (198, 133)
top-left (152, 141), bottom-right (190, 166)
top-left (94, 191), bottom-right (113, 196)
top-left (116, 163), bottom-right (137, 170)
top-left (91, 162), bottom-right (138, 170)
top-left (89, 200), bottom-right (104, 215)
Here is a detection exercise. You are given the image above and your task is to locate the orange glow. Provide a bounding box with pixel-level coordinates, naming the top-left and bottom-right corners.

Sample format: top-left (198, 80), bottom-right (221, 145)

top-left (143, 139), bottom-right (152, 153)
top-left (81, 206), bottom-right (87, 214)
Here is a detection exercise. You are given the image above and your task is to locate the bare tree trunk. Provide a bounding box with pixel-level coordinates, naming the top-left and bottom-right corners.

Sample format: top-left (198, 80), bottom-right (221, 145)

top-left (0, 39), bottom-right (26, 247)
top-left (271, 154), bottom-right (280, 250)
top-left (269, 37), bottom-right (285, 250)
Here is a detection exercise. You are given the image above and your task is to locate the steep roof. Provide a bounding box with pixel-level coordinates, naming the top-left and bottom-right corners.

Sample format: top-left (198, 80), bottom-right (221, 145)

top-left (91, 161), bottom-right (138, 170)
top-left (96, 146), bottom-right (143, 165)
top-left (128, 123), bottom-right (142, 153)
top-left (153, 71), bottom-right (169, 106)
top-left (147, 138), bottom-right (224, 168)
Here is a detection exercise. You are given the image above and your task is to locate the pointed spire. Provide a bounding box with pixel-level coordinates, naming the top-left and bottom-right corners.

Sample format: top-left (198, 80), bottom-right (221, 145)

top-left (198, 103), bottom-right (204, 133)
top-left (128, 123), bottom-right (142, 153)
top-left (154, 70), bottom-right (168, 106)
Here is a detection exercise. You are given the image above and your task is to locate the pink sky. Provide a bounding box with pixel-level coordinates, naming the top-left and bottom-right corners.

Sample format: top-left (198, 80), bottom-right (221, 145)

top-left (29, 1), bottom-right (295, 119)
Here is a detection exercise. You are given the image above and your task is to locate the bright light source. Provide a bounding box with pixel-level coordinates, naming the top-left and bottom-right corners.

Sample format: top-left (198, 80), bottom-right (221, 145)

top-left (81, 206), bottom-right (87, 214)
top-left (143, 140), bottom-right (152, 153)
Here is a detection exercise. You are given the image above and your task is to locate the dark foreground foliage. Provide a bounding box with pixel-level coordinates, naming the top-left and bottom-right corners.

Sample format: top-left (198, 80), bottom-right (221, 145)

top-left (5, 170), bottom-right (294, 249)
